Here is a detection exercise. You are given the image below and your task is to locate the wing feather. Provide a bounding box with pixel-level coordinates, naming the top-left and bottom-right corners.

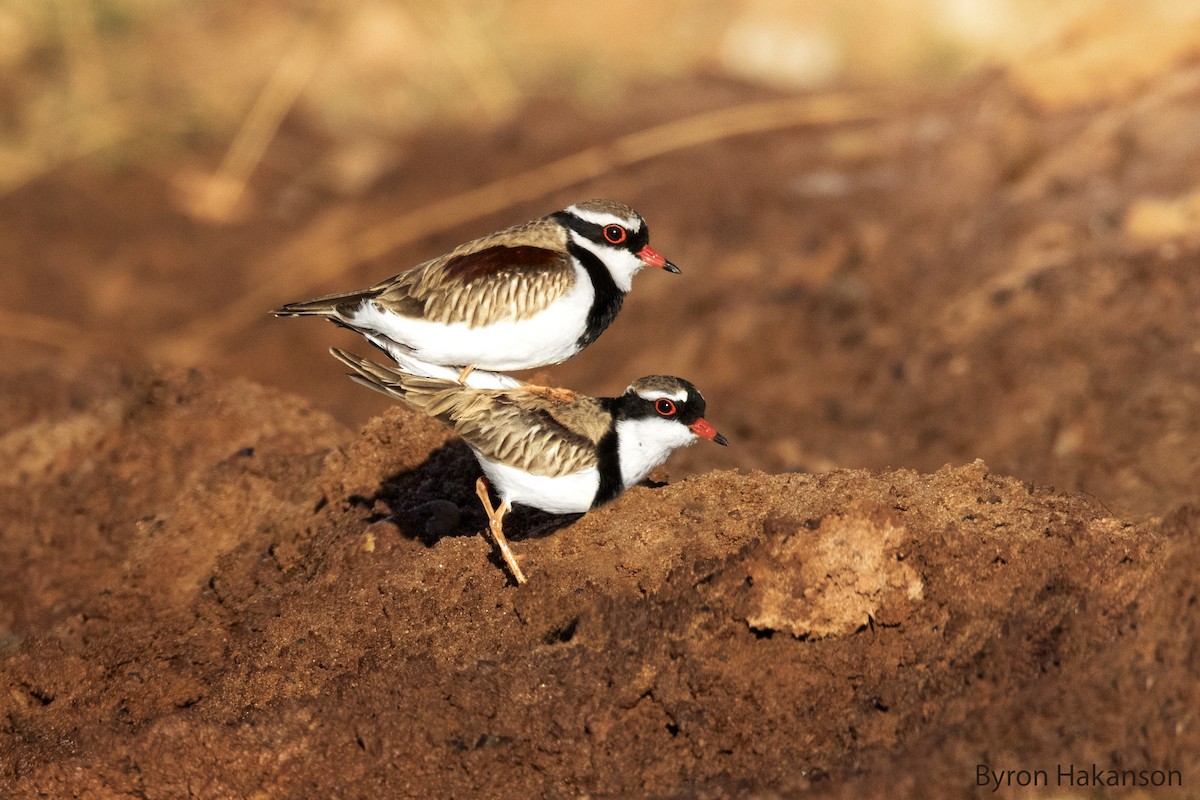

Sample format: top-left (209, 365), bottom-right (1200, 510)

top-left (371, 217), bottom-right (575, 327)
top-left (329, 348), bottom-right (605, 477)
top-left (445, 399), bottom-right (603, 476)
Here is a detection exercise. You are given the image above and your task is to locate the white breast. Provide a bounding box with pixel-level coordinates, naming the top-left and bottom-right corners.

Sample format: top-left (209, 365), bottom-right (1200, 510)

top-left (475, 453), bottom-right (601, 514)
top-left (371, 343), bottom-right (525, 390)
top-left (345, 264), bottom-right (595, 371)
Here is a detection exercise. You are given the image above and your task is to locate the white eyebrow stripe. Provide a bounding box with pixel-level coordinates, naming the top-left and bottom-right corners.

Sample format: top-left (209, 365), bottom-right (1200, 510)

top-left (635, 388), bottom-right (688, 402)
top-left (566, 205), bottom-right (640, 230)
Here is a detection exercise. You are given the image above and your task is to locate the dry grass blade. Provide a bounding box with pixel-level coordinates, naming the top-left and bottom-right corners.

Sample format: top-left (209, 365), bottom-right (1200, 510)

top-left (0, 308), bottom-right (89, 350)
top-left (409, 0), bottom-right (521, 123)
top-left (189, 24), bottom-right (327, 222)
top-left (0, 0), bottom-right (128, 198)
top-left (156, 91), bottom-right (889, 364)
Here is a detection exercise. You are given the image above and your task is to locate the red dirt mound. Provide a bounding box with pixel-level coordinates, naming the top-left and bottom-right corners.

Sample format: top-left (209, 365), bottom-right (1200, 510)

top-left (3, 360), bottom-right (1197, 797)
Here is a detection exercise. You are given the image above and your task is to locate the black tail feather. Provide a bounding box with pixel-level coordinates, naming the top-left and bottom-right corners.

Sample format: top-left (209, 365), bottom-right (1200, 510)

top-left (272, 288), bottom-right (380, 317)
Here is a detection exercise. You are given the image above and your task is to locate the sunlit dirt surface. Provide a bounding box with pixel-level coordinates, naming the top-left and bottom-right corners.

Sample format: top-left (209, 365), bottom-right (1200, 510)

top-left (4, 68), bottom-right (1200, 796)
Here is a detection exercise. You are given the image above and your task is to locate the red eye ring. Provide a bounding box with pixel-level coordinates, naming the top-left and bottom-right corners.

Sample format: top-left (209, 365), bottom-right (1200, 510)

top-left (603, 224), bottom-right (627, 244)
top-left (655, 398), bottom-right (677, 416)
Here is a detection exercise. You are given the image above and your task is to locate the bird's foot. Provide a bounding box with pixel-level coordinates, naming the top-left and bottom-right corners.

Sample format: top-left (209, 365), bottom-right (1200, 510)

top-left (475, 477), bottom-right (527, 585)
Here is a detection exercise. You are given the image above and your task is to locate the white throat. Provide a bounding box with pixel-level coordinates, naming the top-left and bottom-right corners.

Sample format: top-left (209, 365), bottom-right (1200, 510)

top-left (614, 417), bottom-right (697, 489)
top-left (568, 231), bottom-right (644, 293)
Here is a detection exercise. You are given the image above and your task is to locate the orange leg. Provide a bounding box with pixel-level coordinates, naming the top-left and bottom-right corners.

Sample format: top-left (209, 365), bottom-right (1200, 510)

top-left (475, 477), bottom-right (527, 585)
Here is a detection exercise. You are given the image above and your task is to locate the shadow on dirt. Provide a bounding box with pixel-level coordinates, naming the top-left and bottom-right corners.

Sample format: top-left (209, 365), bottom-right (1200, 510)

top-left (355, 440), bottom-right (581, 546)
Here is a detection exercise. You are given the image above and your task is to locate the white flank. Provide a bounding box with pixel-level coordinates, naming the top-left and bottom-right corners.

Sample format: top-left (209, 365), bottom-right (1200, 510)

top-left (345, 261), bottom-right (595, 371)
top-left (614, 417), bottom-right (698, 488)
top-left (476, 454), bottom-right (600, 514)
top-left (383, 348), bottom-right (525, 390)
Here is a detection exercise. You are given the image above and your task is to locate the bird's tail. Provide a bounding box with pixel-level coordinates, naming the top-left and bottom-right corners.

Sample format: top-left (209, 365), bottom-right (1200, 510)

top-left (328, 347), bottom-right (452, 407)
top-left (273, 288), bottom-right (381, 317)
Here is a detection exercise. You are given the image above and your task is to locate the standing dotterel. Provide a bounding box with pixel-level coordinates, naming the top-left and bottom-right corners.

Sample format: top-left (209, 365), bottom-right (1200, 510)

top-left (277, 200), bottom-right (679, 389)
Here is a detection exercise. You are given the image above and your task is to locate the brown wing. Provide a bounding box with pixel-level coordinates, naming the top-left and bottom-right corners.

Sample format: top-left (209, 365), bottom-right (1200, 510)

top-left (329, 348), bottom-right (607, 477)
top-left (370, 217), bottom-right (575, 327)
top-left (425, 389), bottom-right (608, 477)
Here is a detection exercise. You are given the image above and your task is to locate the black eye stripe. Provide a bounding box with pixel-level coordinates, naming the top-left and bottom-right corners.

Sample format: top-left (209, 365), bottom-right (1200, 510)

top-left (614, 385), bottom-right (705, 425)
top-left (552, 210), bottom-right (645, 250)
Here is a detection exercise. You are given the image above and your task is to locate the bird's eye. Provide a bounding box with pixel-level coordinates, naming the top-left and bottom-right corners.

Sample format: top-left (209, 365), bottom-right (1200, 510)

top-left (655, 398), bottom-right (677, 416)
top-left (603, 224), bottom-right (627, 244)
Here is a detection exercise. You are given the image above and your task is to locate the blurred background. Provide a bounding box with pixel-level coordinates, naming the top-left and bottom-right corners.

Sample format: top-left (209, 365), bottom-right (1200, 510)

top-left (4, 0), bottom-right (1200, 517)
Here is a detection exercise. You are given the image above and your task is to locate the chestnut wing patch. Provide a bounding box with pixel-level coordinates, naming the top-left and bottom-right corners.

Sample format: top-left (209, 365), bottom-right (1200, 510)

top-left (442, 245), bottom-right (562, 282)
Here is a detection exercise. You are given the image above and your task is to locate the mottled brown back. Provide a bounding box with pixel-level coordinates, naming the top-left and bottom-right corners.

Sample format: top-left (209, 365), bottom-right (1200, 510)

top-left (330, 348), bottom-right (609, 477)
top-left (371, 216), bottom-right (575, 328)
